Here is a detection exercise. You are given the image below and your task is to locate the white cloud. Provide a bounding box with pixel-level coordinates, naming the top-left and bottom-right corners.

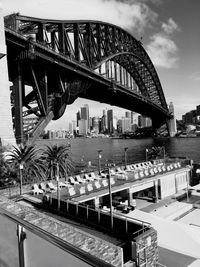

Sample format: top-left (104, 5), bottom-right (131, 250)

top-left (146, 33), bottom-right (178, 68)
top-left (190, 72), bottom-right (200, 81)
top-left (2, 0), bottom-right (157, 35)
top-left (162, 18), bottom-right (180, 35)
top-left (141, 0), bottom-right (163, 6)
top-left (146, 16), bottom-right (180, 69)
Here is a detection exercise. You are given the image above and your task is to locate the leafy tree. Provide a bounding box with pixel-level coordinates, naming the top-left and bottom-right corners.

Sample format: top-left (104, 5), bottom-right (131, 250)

top-left (147, 146), bottom-right (165, 160)
top-left (6, 144), bottom-right (45, 185)
top-left (41, 143), bottom-right (73, 180)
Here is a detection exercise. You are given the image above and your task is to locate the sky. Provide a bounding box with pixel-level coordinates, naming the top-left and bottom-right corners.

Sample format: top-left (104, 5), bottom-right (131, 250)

top-left (1, 0), bottom-right (200, 130)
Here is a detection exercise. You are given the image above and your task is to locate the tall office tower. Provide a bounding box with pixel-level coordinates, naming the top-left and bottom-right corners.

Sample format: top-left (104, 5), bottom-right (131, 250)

top-left (168, 102), bottom-right (177, 137)
top-left (107, 109), bottom-right (114, 134)
top-left (196, 105), bottom-right (200, 116)
top-left (81, 104), bottom-right (90, 133)
top-left (117, 119), bottom-right (122, 133)
top-left (131, 112), bottom-right (138, 125)
top-left (0, 9), bottom-right (16, 145)
top-left (138, 115), bottom-right (142, 127)
top-left (76, 111), bottom-right (81, 127)
top-left (122, 117), bottom-right (131, 133)
top-left (84, 104), bottom-right (90, 132)
top-left (78, 119), bottom-right (87, 136)
top-left (72, 120), bottom-right (76, 134)
top-left (69, 122), bottom-right (72, 133)
top-left (184, 110), bottom-right (196, 124)
top-left (125, 111), bottom-right (131, 119)
top-left (101, 109), bottom-right (107, 132)
top-left (92, 117), bottom-right (99, 134)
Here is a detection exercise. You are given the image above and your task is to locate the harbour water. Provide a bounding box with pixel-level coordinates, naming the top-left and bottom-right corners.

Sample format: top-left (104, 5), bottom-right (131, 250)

top-left (37, 136), bottom-right (200, 168)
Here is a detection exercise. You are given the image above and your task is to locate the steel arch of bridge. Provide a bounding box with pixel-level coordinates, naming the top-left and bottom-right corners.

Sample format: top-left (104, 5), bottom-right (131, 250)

top-left (4, 14), bottom-right (171, 144)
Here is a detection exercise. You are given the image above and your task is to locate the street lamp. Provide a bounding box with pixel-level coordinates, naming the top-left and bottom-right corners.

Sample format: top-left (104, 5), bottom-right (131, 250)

top-left (106, 167), bottom-right (113, 231)
top-left (19, 163), bottom-right (23, 195)
top-left (145, 148), bottom-right (149, 162)
top-left (56, 163), bottom-right (60, 210)
top-left (97, 150), bottom-right (102, 174)
top-left (124, 147), bottom-right (128, 169)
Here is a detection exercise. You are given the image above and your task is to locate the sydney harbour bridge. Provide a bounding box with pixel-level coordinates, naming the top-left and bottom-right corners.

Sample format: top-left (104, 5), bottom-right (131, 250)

top-left (0, 12), bottom-right (173, 145)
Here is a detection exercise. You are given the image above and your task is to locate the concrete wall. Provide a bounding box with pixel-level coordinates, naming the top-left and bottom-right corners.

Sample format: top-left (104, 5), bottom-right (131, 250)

top-left (132, 228), bottom-right (158, 266)
top-left (158, 170), bottom-right (189, 199)
top-left (175, 171), bottom-right (188, 191)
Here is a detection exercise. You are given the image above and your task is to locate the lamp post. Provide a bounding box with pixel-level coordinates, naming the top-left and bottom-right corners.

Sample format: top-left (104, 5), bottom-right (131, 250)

top-left (56, 163), bottom-right (60, 210)
top-left (19, 163), bottom-right (23, 195)
top-left (124, 147), bottom-right (128, 169)
top-left (145, 148), bottom-right (149, 162)
top-left (163, 146), bottom-right (166, 161)
top-left (97, 150), bottom-right (102, 175)
top-left (107, 167), bottom-right (113, 231)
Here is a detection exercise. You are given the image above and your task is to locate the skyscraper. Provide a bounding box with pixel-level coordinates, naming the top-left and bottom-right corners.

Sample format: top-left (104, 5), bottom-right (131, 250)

top-left (101, 109), bottom-right (107, 133)
top-left (81, 104), bottom-right (90, 133)
top-left (92, 117), bottom-right (99, 134)
top-left (78, 119), bottom-right (87, 136)
top-left (122, 117), bottom-right (131, 133)
top-left (76, 111), bottom-right (81, 127)
top-left (125, 111), bottom-right (131, 119)
top-left (107, 109), bottom-right (113, 134)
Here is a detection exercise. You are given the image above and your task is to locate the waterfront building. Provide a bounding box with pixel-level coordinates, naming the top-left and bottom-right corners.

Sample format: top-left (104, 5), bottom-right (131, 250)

top-left (125, 111), bottom-right (131, 119)
top-left (117, 119), bottom-right (122, 133)
top-left (101, 109), bottom-right (107, 133)
top-left (138, 115), bottom-right (152, 128)
top-left (84, 104), bottom-right (90, 133)
top-left (131, 123), bottom-right (138, 132)
top-left (48, 130), bottom-right (57, 139)
top-left (196, 105), bottom-right (200, 116)
top-left (48, 129), bottom-right (68, 139)
top-left (183, 110), bottom-right (197, 124)
top-left (131, 112), bottom-right (138, 125)
top-left (78, 119), bottom-right (87, 136)
top-left (122, 117), bottom-right (131, 133)
top-left (113, 116), bottom-right (117, 132)
top-left (68, 122), bottom-right (74, 135)
top-left (76, 111), bottom-right (81, 127)
top-left (91, 117), bottom-right (99, 134)
top-left (107, 109), bottom-right (114, 134)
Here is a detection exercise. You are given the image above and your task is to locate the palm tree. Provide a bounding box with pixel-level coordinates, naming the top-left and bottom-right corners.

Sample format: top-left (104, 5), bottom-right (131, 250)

top-left (6, 144), bottom-right (45, 194)
top-left (41, 143), bottom-right (73, 180)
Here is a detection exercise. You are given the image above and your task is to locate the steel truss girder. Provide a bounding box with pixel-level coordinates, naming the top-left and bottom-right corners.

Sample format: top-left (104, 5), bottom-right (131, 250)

top-left (4, 13), bottom-right (167, 110)
top-left (4, 13), bottom-right (172, 140)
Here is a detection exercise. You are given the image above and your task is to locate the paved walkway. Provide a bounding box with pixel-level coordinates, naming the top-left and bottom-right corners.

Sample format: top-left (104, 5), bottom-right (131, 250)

top-left (128, 209), bottom-right (200, 260)
top-left (158, 247), bottom-right (200, 267)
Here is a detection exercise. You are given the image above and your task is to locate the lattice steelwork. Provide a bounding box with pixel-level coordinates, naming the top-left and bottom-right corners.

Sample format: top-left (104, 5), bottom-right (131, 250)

top-left (4, 13), bottom-right (171, 144)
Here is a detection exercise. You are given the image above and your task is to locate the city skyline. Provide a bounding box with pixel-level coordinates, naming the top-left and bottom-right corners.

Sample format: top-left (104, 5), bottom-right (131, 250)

top-left (1, 0), bottom-right (200, 130)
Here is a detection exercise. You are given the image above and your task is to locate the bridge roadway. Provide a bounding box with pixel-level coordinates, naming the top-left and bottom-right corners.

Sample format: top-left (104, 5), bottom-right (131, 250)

top-left (3, 13), bottom-right (172, 144)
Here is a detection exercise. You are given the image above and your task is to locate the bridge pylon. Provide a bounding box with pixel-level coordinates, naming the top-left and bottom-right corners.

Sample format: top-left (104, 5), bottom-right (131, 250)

top-left (0, 8), bottom-right (16, 146)
top-left (167, 102), bottom-right (177, 137)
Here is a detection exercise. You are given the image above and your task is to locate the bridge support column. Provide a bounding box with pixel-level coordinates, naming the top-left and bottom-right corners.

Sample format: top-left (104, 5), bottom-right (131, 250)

top-left (13, 60), bottom-right (24, 145)
top-left (167, 102), bottom-right (177, 137)
top-left (153, 180), bottom-right (159, 203)
top-left (0, 8), bottom-right (16, 146)
top-left (167, 118), bottom-right (177, 137)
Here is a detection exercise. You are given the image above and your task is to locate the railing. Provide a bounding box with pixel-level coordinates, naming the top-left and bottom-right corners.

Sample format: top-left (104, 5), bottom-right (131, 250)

top-left (44, 197), bottom-right (151, 240)
top-left (0, 196), bottom-right (122, 267)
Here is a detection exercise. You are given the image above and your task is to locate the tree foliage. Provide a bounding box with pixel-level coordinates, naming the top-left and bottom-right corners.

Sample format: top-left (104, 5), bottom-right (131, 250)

top-left (41, 143), bottom-right (73, 180)
top-left (6, 145), bottom-right (45, 184)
